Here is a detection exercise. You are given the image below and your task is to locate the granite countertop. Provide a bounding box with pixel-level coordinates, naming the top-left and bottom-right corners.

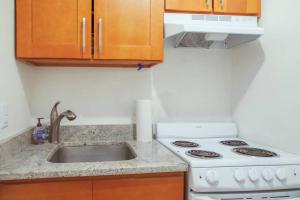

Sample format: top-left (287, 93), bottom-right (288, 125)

top-left (0, 139), bottom-right (187, 181)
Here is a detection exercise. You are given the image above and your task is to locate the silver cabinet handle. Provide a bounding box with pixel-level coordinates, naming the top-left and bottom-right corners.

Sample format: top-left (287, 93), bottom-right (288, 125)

top-left (205, 0), bottom-right (211, 8)
top-left (220, 0), bottom-right (224, 8)
top-left (98, 18), bottom-right (103, 54)
top-left (82, 17), bottom-right (86, 55)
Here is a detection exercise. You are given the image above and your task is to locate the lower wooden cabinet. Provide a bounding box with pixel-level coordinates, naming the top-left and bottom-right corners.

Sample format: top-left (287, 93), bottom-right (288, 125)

top-left (93, 174), bottom-right (184, 200)
top-left (0, 173), bottom-right (184, 200)
top-left (0, 180), bottom-right (92, 200)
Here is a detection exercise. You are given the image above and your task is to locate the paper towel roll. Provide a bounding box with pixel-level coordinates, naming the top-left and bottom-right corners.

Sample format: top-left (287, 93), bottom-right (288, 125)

top-left (136, 100), bottom-right (153, 142)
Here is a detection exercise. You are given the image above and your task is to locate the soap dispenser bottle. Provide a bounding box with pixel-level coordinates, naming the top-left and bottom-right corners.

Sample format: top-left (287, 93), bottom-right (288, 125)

top-left (32, 118), bottom-right (48, 144)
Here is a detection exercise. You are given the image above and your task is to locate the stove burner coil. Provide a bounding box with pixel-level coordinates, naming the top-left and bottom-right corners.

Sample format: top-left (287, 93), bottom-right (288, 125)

top-left (186, 150), bottom-right (222, 159)
top-left (233, 147), bottom-right (278, 157)
top-left (172, 141), bottom-right (199, 148)
top-left (220, 140), bottom-right (248, 147)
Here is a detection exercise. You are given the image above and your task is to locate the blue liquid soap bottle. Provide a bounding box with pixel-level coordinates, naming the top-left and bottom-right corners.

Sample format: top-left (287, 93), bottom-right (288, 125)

top-left (31, 118), bottom-right (48, 144)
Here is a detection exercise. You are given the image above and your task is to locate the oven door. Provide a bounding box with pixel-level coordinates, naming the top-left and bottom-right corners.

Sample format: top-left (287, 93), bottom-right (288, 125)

top-left (192, 198), bottom-right (300, 200)
top-left (189, 190), bottom-right (300, 200)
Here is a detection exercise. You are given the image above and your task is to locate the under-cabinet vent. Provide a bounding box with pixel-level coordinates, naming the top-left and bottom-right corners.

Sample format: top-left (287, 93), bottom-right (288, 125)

top-left (192, 14), bottom-right (232, 22)
top-left (191, 15), bottom-right (205, 21)
top-left (164, 13), bottom-right (264, 49)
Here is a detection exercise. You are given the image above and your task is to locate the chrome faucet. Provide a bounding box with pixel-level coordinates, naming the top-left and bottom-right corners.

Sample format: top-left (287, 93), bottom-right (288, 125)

top-left (49, 101), bottom-right (77, 143)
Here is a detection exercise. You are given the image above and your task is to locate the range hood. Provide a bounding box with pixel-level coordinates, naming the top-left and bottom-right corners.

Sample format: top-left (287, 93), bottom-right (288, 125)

top-left (164, 13), bottom-right (264, 49)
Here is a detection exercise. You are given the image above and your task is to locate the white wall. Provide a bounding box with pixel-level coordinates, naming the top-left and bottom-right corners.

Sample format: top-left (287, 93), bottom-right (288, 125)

top-left (0, 0), bottom-right (32, 142)
top-left (153, 49), bottom-right (232, 122)
top-left (232, 0), bottom-right (300, 154)
top-left (29, 67), bottom-right (152, 125)
top-left (28, 48), bottom-right (233, 125)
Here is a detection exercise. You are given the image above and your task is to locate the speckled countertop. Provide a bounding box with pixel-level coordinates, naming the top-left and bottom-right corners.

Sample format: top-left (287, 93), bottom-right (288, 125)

top-left (0, 133), bottom-right (187, 181)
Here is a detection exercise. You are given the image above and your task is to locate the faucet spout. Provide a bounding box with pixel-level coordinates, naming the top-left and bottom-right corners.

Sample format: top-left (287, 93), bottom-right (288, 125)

top-left (49, 102), bottom-right (76, 144)
top-left (62, 110), bottom-right (77, 121)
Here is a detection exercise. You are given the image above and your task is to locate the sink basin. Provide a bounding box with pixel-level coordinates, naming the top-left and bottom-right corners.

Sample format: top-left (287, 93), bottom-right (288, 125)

top-left (48, 143), bottom-right (136, 163)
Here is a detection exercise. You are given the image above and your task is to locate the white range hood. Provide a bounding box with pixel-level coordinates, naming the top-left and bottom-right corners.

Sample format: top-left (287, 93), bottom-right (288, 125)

top-left (164, 13), bottom-right (264, 49)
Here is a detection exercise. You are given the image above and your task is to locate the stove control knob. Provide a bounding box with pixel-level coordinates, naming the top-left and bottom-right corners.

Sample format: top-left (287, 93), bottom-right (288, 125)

top-left (206, 170), bottom-right (219, 185)
top-left (276, 168), bottom-right (287, 181)
top-left (248, 169), bottom-right (259, 182)
top-left (262, 169), bottom-right (274, 182)
top-left (234, 169), bottom-right (246, 183)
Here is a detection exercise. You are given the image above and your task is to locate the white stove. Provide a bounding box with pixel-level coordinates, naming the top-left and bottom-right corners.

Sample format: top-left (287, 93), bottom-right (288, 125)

top-left (157, 123), bottom-right (300, 200)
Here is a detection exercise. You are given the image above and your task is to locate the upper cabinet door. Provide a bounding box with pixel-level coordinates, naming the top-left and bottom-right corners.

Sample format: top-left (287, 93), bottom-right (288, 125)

top-left (94, 0), bottom-right (164, 61)
top-left (213, 0), bottom-right (261, 16)
top-left (16, 0), bottom-right (92, 59)
top-left (165, 0), bottom-right (213, 13)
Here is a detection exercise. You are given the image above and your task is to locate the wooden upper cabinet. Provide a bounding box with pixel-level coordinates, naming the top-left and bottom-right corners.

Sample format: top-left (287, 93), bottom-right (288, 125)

top-left (16, 0), bottom-right (164, 66)
top-left (164, 0), bottom-right (261, 16)
top-left (93, 0), bottom-right (164, 61)
top-left (165, 0), bottom-right (213, 13)
top-left (213, 0), bottom-right (261, 16)
top-left (16, 0), bottom-right (92, 59)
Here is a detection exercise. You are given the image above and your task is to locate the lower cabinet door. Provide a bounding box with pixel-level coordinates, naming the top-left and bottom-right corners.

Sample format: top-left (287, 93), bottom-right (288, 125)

top-left (93, 175), bottom-right (184, 200)
top-left (0, 180), bottom-right (92, 200)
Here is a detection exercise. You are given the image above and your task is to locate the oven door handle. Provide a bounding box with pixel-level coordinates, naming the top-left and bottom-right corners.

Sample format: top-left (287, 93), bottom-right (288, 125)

top-left (192, 197), bottom-right (216, 200)
top-left (194, 198), bottom-right (300, 200)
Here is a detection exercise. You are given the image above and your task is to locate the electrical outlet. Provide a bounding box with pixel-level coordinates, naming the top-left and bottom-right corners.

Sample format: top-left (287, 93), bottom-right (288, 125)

top-left (0, 103), bottom-right (8, 130)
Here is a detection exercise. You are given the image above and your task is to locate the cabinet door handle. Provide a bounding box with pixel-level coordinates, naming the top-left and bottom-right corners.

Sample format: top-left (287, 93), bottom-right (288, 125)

top-left (206, 0), bottom-right (213, 9)
top-left (82, 17), bottom-right (86, 55)
top-left (98, 18), bottom-right (103, 54)
top-left (220, 0), bottom-right (224, 9)
top-left (205, 0), bottom-right (211, 8)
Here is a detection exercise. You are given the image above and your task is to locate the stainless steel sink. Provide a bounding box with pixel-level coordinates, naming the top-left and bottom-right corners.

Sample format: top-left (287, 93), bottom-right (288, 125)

top-left (48, 143), bottom-right (136, 163)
